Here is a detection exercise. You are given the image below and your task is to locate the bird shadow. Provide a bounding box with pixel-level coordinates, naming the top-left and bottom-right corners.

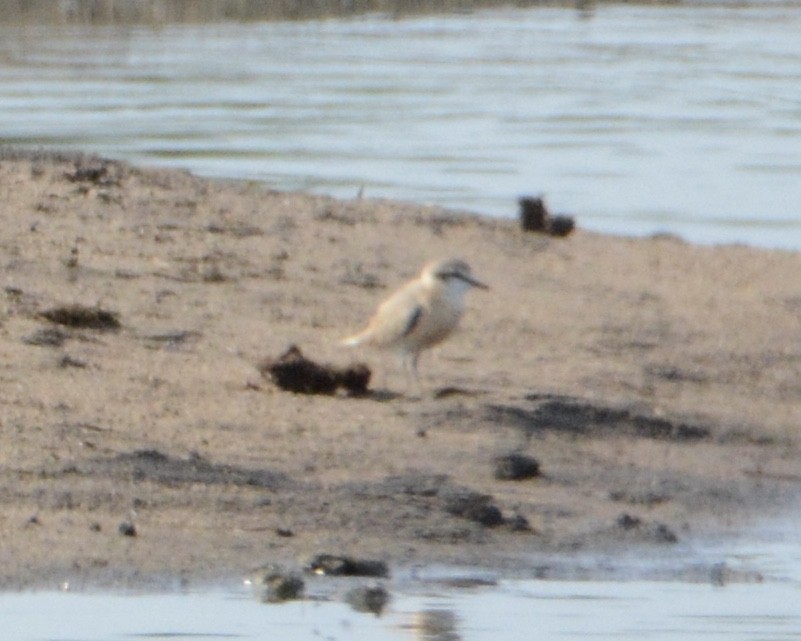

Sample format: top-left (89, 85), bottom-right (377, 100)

top-left (432, 386), bottom-right (485, 400)
top-left (347, 388), bottom-right (405, 402)
top-left (346, 386), bottom-right (485, 402)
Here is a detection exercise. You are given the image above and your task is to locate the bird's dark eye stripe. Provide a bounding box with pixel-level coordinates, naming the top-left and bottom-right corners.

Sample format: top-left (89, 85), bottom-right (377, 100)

top-left (437, 271), bottom-right (463, 280)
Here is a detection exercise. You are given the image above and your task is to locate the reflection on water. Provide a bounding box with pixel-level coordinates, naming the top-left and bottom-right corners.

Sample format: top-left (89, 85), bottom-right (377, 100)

top-left (1, 4), bottom-right (800, 248)
top-left (1, 529), bottom-right (800, 640)
top-left (412, 609), bottom-right (461, 641)
top-left (2, 528), bottom-right (801, 640)
top-left (3, 577), bottom-right (801, 641)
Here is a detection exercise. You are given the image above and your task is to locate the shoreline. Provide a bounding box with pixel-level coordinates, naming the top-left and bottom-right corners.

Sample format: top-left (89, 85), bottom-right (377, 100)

top-left (1, 149), bottom-right (800, 590)
top-left (0, 0), bottom-right (538, 25)
top-left (0, 1), bottom-right (756, 26)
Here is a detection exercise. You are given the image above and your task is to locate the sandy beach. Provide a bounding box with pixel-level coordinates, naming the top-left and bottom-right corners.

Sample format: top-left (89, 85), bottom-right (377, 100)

top-left (0, 150), bottom-right (799, 589)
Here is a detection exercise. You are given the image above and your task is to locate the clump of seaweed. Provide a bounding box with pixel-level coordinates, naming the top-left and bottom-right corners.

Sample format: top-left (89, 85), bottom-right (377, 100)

top-left (259, 345), bottom-right (370, 396)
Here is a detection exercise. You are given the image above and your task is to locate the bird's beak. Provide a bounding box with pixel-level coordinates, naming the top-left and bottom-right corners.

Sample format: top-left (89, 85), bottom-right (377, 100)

top-left (466, 275), bottom-right (489, 290)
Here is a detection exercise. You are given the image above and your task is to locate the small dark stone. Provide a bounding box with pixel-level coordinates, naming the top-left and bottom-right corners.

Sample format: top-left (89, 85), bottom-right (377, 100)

top-left (616, 513), bottom-right (642, 530)
top-left (250, 565), bottom-right (305, 603)
top-left (518, 195), bottom-right (576, 237)
top-left (519, 196), bottom-right (548, 232)
top-left (652, 523), bottom-right (679, 544)
top-left (493, 453), bottom-right (541, 481)
top-left (89, 522), bottom-right (102, 532)
top-left (345, 585), bottom-right (390, 615)
top-left (546, 214), bottom-right (576, 237)
top-left (275, 527), bottom-right (294, 538)
top-left (474, 504), bottom-right (504, 527)
top-left (261, 572), bottom-right (304, 603)
top-left (118, 521), bottom-right (137, 537)
top-left (506, 513), bottom-right (534, 533)
top-left (305, 554), bottom-right (389, 578)
top-left (440, 487), bottom-right (505, 528)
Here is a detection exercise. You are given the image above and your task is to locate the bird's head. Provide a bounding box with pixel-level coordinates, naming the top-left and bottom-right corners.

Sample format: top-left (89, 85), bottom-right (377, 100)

top-left (422, 258), bottom-right (489, 293)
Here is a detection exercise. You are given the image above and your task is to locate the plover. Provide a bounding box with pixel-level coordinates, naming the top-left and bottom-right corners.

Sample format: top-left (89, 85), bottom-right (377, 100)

top-left (341, 258), bottom-right (488, 386)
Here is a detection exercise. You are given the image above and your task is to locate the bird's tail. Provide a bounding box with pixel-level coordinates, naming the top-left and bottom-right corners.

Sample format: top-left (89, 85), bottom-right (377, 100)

top-left (340, 331), bottom-right (367, 348)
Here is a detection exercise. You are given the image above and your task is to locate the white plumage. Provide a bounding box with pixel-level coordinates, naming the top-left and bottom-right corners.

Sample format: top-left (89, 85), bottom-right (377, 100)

top-left (341, 258), bottom-right (488, 383)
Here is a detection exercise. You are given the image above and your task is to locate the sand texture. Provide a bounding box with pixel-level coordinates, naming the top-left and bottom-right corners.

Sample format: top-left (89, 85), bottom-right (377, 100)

top-left (1, 150), bottom-right (800, 589)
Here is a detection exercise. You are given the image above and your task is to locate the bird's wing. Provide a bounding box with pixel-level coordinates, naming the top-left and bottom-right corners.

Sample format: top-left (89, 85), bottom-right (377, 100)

top-left (351, 280), bottom-right (427, 347)
top-left (401, 305), bottom-right (424, 337)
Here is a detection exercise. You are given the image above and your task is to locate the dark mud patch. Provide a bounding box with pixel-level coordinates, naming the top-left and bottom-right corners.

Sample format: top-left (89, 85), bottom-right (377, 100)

top-left (71, 449), bottom-right (293, 490)
top-left (340, 473), bottom-right (522, 532)
top-left (63, 155), bottom-right (127, 187)
top-left (486, 395), bottom-right (709, 441)
top-left (338, 261), bottom-right (385, 289)
top-left (612, 513), bottom-right (679, 544)
top-left (40, 304), bottom-right (121, 331)
top-left (644, 363), bottom-right (710, 384)
top-left (438, 486), bottom-right (505, 527)
top-left (140, 329), bottom-right (201, 350)
top-left (23, 327), bottom-right (69, 347)
top-left (350, 473), bottom-right (449, 498)
top-left (609, 488), bottom-right (673, 507)
top-left (57, 354), bottom-right (88, 369)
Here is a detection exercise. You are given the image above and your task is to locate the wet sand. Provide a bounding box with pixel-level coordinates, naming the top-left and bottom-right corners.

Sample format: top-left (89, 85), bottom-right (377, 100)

top-left (1, 150), bottom-right (800, 589)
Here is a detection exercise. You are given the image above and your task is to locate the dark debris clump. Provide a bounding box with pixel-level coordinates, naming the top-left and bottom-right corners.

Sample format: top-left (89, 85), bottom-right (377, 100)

top-left (40, 304), bottom-right (121, 331)
top-left (259, 345), bottom-right (370, 396)
top-left (305, 554), bottom-right (389, 578)
top-left (519, 196), bottom-right (575, 237)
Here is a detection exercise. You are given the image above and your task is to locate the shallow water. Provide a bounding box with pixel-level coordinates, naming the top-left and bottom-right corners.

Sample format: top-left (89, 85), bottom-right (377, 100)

top-left (3, 578), bottom-right (801, 641)
top-left (1, 3), bottom-right (800, 248)
top-left (4, 527), bottom-right (801, 640)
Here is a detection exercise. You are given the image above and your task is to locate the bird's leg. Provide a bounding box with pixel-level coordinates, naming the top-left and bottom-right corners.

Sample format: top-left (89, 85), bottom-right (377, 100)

top-left (396, 351), bottom-right (421, 398)
top-left (408, 352), bottom-right (424, 399)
